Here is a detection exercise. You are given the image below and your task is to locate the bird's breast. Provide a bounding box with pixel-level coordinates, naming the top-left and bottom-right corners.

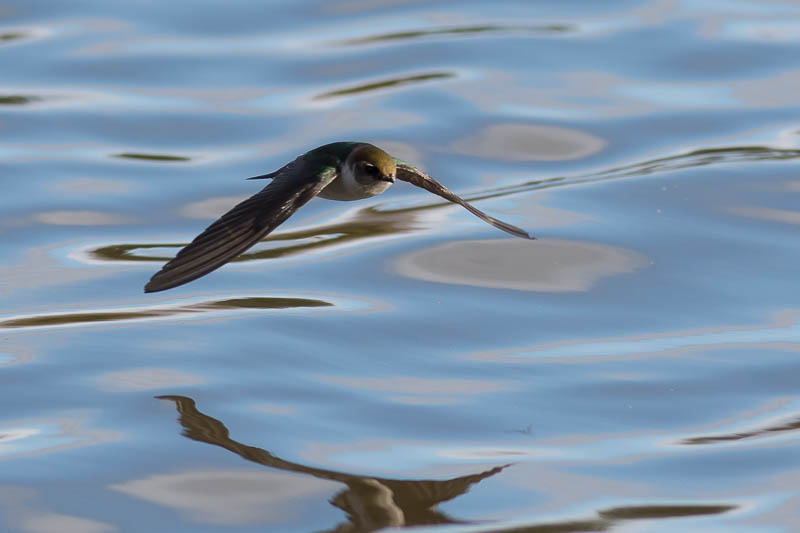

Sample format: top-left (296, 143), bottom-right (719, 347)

top-left (317, 174), bottom-right (392, 201)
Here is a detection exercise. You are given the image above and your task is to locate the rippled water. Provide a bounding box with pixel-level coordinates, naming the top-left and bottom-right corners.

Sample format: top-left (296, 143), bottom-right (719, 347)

top-left (3, 1), bottom-right (800, 531)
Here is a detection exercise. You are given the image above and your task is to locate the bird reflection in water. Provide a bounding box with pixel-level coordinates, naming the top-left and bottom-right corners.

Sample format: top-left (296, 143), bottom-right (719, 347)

top-left (157, 396), bottom-right (738, 532)
top-left (157, 395), bottom-right (507, 532)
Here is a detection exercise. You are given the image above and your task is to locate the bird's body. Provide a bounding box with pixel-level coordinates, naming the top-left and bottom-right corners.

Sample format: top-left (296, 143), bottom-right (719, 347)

top-left (145, 142), bottom-right (532, 293)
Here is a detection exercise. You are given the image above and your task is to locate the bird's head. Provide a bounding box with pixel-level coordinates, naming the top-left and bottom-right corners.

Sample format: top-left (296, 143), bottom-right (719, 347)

top-left (346, 144), bottom-right (396, 186)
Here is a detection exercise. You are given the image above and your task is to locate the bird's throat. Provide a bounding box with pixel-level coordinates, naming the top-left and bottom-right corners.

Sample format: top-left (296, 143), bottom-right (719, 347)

top-left (317, 164), bottom-right (392, 201)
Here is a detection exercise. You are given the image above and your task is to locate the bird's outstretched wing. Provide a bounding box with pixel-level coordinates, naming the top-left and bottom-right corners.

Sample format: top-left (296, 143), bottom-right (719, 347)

top-left (394, 160), bottom-right (534, 240)
top-left (144, 164), bottom-right (338, 293)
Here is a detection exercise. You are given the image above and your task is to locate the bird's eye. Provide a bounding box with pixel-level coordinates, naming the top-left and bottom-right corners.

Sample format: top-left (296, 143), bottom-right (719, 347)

top-left (363, 163), bottom-right (379, 175)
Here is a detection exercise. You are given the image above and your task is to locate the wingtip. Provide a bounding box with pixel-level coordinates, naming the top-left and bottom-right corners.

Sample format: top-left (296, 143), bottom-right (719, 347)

top-left (143, 279), bottom-right (165, 293)
top-left (502, 225), bottom-right (535, 240)
top-left (247, 172), bottom-right (275, 180)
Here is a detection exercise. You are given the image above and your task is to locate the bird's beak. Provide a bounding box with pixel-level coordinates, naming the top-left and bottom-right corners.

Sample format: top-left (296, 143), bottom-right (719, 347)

top-left (379, 174), bottom-right (395, 184)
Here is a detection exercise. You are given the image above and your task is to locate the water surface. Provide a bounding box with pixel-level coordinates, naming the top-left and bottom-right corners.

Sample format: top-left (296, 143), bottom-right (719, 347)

top-left (2, 1), bottom-right (800, 532)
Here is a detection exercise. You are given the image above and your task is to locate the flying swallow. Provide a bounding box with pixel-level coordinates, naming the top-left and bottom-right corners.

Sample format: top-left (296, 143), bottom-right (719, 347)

top-left (145, 142), bottom-right (533, 292)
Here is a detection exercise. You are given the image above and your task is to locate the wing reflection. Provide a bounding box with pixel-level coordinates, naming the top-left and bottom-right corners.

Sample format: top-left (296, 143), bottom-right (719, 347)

top-left (157, 395), bottom-right (507, 532)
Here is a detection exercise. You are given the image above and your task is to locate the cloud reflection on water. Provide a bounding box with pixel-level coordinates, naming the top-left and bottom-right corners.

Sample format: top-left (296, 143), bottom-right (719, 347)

top-left (451, 123), bottom-right (606, 161)
top-left (318, 375), bottom-right (512, 405)
top-left (0, 486), bottom-right (115, 533)
top-left (94, 368), bottom-right (206, 392)
top-left (395, 239), bottom-right (646, 292)
top-left (468, 309), bottom-right (800, 363)
top-left (0, 417), bottom-right (119, 460)
top-left (112, 469), bottom-right (339, 526)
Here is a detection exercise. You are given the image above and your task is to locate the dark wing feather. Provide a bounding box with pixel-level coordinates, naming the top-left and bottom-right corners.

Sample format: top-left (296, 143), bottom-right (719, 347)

top-left (394, 160), bottom-right (534, 239)
top-left (144, 165), bottom-right (337, 292)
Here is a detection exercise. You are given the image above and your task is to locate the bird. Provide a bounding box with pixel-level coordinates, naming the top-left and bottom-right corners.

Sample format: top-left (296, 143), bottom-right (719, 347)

top-left (144, 142), bottom-right (533, 292)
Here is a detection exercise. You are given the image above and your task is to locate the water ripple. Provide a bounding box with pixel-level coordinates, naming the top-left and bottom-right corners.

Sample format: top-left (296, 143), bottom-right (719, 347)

top-left (113, 152), bottom-right (192, 162)
top-left (314, 71), bottom-right (456, 100)
top-left (0, 295), bottom-right (341, 331)
top-left (470, 310), bottom-right (800, 363)
top-left (333, 23), bottom-right (574, 46)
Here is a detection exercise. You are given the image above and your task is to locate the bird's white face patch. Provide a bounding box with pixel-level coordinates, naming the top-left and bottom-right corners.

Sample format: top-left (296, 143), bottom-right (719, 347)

top-left (318, 161), bottom-right (393, 201)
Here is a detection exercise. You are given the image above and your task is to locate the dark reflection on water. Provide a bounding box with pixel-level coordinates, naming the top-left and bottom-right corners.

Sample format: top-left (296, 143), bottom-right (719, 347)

top-left (157, 396), bottom-right (507, 532)
top-left (92, 208), bottom-right (415, 264)
top-left (0, 297), bottom-right (332, 329)
top-left (598, 505), bottom-right (735, 520)
top-left (157, 396), bottom-right (737, 532)
top-left (336, 23), bottom-right (573, 46)
top-left (0, 95), bottom-right (40, 105)
top-left (683, 416), bottom-right (800, 445)
top-left (114, 153), bottom-right (192, 162)
top-left (0, 32), bottom-right (26, 42)
top-left (483, 504), bottom-right (735, 533)
top-left (316, 72), bottom-right (456, 99)
top-left (93, 243), bottom-right (194, 263)
top-left (204, 297), bottom-right (330, 310)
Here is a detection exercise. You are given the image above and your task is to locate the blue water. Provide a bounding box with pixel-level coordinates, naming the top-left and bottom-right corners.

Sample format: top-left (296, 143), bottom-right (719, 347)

top-left (2, 1), bottom-right (800, 531)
